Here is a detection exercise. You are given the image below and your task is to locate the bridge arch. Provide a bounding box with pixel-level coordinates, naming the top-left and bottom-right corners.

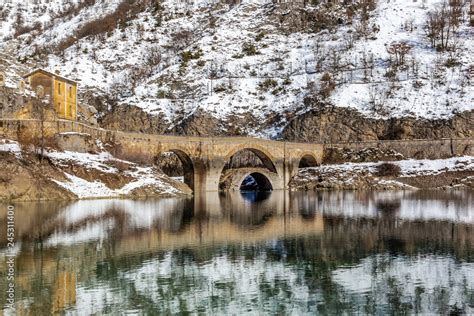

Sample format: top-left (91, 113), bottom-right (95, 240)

top-left (222, 145), bottom-right (279, 174)
top-left (298, 153), bottom-right (319, 168)
top-left (242, 172), bottom-right (273, 191)
top-left (284, 152), bottom-right (321, 187)
top-left (156, 149), bottom-right (195, 191)
top-left (218, 145), bottom-right (282, 191)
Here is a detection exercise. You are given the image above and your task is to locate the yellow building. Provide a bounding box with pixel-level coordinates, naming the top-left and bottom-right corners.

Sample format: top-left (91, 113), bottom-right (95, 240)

top-left (23, 69), bottom-right (78, 120)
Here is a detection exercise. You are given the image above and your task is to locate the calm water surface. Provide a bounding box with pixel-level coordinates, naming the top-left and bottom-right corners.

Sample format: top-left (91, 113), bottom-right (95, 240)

top-left (0, 190), bottom-right (473, 315)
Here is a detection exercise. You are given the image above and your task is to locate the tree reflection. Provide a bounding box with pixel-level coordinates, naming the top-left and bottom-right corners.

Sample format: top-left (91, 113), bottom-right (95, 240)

top-left (0, 190), bottom-right (473, 314)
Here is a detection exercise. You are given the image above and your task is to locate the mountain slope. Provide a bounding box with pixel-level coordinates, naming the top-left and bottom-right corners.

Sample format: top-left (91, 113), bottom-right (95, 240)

top-left (0, 0), bottom-right (472, 138)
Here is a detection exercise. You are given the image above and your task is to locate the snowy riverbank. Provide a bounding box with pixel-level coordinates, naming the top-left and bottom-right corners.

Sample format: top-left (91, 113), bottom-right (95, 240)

top-left (291, 156), bottom-right (474, 191)
top-left (0, 139), bottom-right (191, 201)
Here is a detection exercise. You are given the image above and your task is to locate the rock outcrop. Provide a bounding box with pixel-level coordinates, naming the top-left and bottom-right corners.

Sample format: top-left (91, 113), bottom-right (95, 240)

top-left (282, 107), bottom-right (473, 143)
top-left (290, 158), bottom-right (474, 191)
top-left (100, 105), bottom-right (170, 134)
top-left (0, 143), bottom-right (192, 202)
top-left (99, 104), bottom-right (473, 143)
top-left (0, 151), bottom-right (77, 201)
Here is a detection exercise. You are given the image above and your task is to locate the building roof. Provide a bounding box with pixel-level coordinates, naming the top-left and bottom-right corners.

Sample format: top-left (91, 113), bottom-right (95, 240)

top-left (23, 68), bottom-right (78, 85)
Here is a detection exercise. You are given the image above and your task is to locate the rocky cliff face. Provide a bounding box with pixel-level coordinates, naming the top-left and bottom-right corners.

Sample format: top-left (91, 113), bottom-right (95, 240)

top-left (100, 102), bottom-right (473, 143)
top-left (0, 151), bottom-right (77, 201)
top-left (282, 108), bottom-right (473, 143)
top-left (100, 106), bottom-right (276, 137)
top-left (100, 105), bottom-right (170, 134)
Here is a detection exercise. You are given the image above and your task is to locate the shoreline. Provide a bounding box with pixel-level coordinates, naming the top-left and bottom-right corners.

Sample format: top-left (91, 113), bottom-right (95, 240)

top-left (290, 157), bottom-right (474, 192)
top-left (1, 138), bottom-right (472, 202)
top-left (0, 139), bottom-right (192, 202)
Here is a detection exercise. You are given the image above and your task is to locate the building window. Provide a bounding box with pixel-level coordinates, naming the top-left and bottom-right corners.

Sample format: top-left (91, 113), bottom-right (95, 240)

top-left (69, 104), bottom-right (73, 117)
top-left (69, 87), bottom-right (73, 98)
top-left (58, 83), bottom-right (61, 94)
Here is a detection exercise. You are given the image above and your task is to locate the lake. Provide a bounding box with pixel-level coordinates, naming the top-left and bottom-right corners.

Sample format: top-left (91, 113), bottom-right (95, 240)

top-left (1, 190), bottom-right (473, 314)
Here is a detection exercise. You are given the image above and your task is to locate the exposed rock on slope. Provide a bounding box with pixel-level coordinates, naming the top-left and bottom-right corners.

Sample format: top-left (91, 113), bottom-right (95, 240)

top-left (282, 107), bottom-right (473, 142)
top-left (101, 105), bottom-right (170, 134)
top-left (100, 104), bottom-right (474, 141)
top-left (0, 139), bottom-right (191, 202)
top-left (101, 105), bottom-right (283, 137)
top-left (0, 150), bottom-right (77, 201)
top-left (322, 146), bottom-right (405, 164)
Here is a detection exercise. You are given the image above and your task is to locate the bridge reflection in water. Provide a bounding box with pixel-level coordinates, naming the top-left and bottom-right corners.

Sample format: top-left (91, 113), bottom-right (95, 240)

top-left (0, 190), bottom-right (473, 314)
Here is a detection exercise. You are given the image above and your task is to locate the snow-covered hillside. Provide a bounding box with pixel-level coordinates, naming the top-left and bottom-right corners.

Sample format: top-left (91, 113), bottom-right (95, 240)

top-left (0, 0), bottom-right (473, 137)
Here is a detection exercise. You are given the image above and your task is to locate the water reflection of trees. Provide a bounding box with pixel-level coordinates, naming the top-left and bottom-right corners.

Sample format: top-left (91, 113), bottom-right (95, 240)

top-left (1, 190), bottom-right (473, 314)
top-left (89, 189), bottom-right (473, 314)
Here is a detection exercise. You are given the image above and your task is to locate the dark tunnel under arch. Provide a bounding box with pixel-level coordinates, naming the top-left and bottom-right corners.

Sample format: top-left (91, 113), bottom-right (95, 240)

top-left (298, 154), bottom-right (319, 168)
top-left (240, 172), bottom-right (274, 192)
top-left (219, 147), bottom-right (279, 192)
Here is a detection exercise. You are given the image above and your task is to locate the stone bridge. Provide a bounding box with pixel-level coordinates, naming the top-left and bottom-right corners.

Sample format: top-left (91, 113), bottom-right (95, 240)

top-left (0, 119), bottom-right (324, 194)
top-left (114, 131), bottom-right (323, 194)
top-left (1, 119), bottom-right (473, 194)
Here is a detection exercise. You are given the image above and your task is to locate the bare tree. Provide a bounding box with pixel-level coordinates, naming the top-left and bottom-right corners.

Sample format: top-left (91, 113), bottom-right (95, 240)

top-left (31, 97), bottom-right (51, 162)
top-left (343, 32), bottom-right (355, 50)
top-left (313, 39), bottom-right (327, 72)
top-left (329, 48), bottom-right (342, 74)
top-left (448, 0), bottom-right (463, 29)
top-left (470, 0), bottom-right (474, 26)
top-left (425, 1), bottom-right (462, 51)
top-left (368, 84), bottom-right (386, 113)
top-left (171, 30), bottom-right (194, 52)
top-left (361, 50), bottom-right (375, 82)
top-left (207, 62), bottom-right (219, 95)
top-left (386, 42), bottom-right (412, 67)
top-left (319, 72), bottom-right (336, 100)
top-left (144, 46), bottom-right (162, 72)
